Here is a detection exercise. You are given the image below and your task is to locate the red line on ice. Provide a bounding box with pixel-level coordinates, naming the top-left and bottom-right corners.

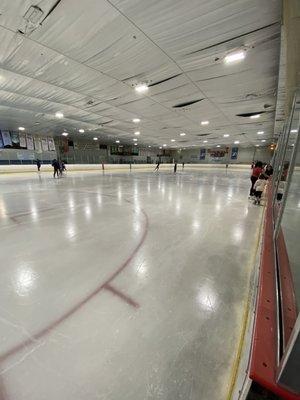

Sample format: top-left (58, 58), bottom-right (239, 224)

top-left (0, 204), bottom-right (148, 362)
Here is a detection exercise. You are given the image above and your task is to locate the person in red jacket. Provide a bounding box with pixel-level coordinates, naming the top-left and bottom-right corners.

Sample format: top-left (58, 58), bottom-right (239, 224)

top-left (249, 161), bottom-right (263, 197)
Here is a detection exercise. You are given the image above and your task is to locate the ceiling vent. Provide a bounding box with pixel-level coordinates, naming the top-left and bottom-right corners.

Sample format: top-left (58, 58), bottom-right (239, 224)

top-left (173, 99), bottom-right (204, 108)
top-left (148, 74), bottom-right (182, 87)
top-left (236, 111), bottom-right (266, 117)
top-left (19, 5), bottom-right (44, 34)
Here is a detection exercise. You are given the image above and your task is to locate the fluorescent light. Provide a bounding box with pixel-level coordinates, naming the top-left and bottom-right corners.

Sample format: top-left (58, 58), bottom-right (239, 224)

top-left (135, 84), bottom-right (148, 93)
top-left (159, 146), bottom-right (162, 149)
top-left (224, 51), bottom-right (245, 64)
top-left (261, 139), bottom-right (266, 142)
top-left (203, 140), bottom-right (208, 143)
top-left (291, 129), bottom-right (297, 133)
top-left (163, 144), bottom-right (167, 147)
top-left (132, 118), bottom-right (140, 123)
top-left (18, 126), bottom-right (25, 131)
top-left (255, 144), bottom-right (259, 147)
top-left (250, 114), bottom-right (260, 119)
top-left (116, 140), bottom-right (120, 143)
top-left (93, 137), bottom-right (98, 141)
top-left (223, 134), bottom-right (229, 137)
top-left (55, 111), bottom-right (64, 119)
top-left (148, 145), bottom-right (151, 148)
top-left (180, 132), bottom-right (186, 136)
top-left (134, 131), bottom-right (140, 136)
top-left (171, 139), bottom-right (176, 142)
top-left (201, 120), bottom-right (209, 125)
top-left (234, 140), bottom-right (240, 144)
top-left (257, 131), bottom-right (264, 135)
top-left (216, 145), bottom-right (220, 148)
top-left (79, 129), bottom-right (85, 133)
top-left (134, 143), bottom-right (138, 146)
top-left (62, 132), bottom-right (68, 136)
top-left (133, 138), bottom-right (137, 142)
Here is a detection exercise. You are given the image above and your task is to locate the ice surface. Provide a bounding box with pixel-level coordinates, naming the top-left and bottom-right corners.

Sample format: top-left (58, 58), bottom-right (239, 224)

top-left (0, 169), bottom-right (262, 400)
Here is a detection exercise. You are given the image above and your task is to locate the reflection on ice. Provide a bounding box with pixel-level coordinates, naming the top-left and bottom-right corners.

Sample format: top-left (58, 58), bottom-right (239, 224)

top-left (197, 284), bottom-right (218, 312)
top-left (13, 265), bottom-right (37, 297)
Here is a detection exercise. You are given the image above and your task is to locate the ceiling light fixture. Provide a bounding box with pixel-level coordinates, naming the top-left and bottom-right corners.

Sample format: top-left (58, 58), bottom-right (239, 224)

top-left (201, 120), bottom-right (209, 126)
top-left (18, 126), bottom-right (25, 131)
top-left (203, 140), bottom-right (208, 143)
top-left (132, 118), bottom-right (140, 123)
top-left (180, 132), bottom-right (186, 136)
top-left (257, 131), bottom-right (264, 135)
top-left (93, 137), bottom-right (98, 141)
top-left (79, 129), bottom-right (85, 133)
top-left (224, 51), bottom-right (246, 64)
top-left (55, 111), bottom-right (64, 119)
top-left (134, 131), bottom-right (140, 136)
top-left (250, 114), bottom-right (260, 119)
top-left (135, 83), bottom-right (148, 93)
top-left (261, 139), bottom-right (266, 142)
top-left (216, 145), bottom-right (221, 148)
top-left (163, 144), bottom-right (167, 147)
top-left (291, 129), bottom-right (297, 133)
top-left (148, 145), bottom-right (151, 148)
top-left (62, 132), bottom-right (68, 136)
top-left (223, 134), bottom-right (229, 137)
top-left (134, 143), bottom-right (138, 146)
top-left (116, 140), bottom-right (120, 143)
top-left (171, 139), bottom-right (176, 142)
top-left (255, 144), bottom-right (260, 147)
top-left (234, 140), bottom-right (240, 144)
top-left (159, 146), bottom-right (162, 149)
top-left (133, 138), bottom-right (137, 142)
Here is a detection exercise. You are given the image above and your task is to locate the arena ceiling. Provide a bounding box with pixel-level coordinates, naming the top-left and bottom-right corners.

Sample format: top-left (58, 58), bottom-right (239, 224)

top-left (0, 0), bottom-right (282, 148)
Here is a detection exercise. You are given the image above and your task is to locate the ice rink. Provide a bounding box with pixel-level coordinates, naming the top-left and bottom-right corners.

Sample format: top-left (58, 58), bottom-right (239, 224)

top-left (0, 168), bottom-right (263, 400)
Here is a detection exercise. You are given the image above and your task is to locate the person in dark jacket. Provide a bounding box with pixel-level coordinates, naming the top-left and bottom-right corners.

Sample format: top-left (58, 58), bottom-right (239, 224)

top-left (36, 159), bottom-right (41, 172)
top-left (265, 164), bottom-right (273, 177)
top-left (52, 159), bottom-right (60, 178)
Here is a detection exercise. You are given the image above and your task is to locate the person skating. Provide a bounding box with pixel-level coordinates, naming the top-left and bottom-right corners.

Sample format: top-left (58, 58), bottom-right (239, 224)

top-left (154, 162), bottom-right (160, 171)
top-left (52, 159), bottom-right (60, 178)
top-left (253, 174), bottom-right (268, 205)
top-left (36, 159), bottom-right (41, 172)
top-left (174, 162), bottom-right (177, 173)
top-left (249, 161), bottom-right (263, 197)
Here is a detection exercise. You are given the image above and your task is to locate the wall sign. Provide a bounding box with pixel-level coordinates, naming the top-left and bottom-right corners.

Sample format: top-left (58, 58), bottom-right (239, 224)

top-left (231, 147), bottom-right (239, 160)
top-left (200, 148), bottom-right (206, 160)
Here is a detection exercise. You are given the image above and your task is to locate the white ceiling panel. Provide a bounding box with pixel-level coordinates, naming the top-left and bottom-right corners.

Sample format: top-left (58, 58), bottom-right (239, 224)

top-left (0, 0), bottom-right (282, 147)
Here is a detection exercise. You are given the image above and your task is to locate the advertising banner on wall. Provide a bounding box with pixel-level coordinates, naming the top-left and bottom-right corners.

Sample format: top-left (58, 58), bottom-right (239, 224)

top-left (1, 130), bottom-right (12, 147)
top-left (41, 137), bottom-right (49, 151)
top-left (26, 134), bottom-right (34, 150)
top-left (19, 133), bottom-right (27, 148)
top-left (10, 132), bottom-right (20, 148)
top-left (199, 148), bottom-right (206, 160)
top-left (0, 133), bottom-right (4, 149)
top-left (42, 138), bottom-right (49, 151)
top-left (231, 147), bottom-right (239, 160)
top-left (34, 137), bottom-right (42, 153)
top-left (48, 137), bottom-right (55, 151)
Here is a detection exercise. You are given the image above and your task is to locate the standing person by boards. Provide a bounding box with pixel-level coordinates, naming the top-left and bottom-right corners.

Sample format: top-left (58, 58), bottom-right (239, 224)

top-left (36, 159), bottom-right (41, 172)
top-left (249, 161), bottom-right (263, 197)
top-left (154, 162), bottom-right (160, 171)
top-left (174, 162), bottom-right (177, 173)
top-left (182, 162), bottom-right (185, 169)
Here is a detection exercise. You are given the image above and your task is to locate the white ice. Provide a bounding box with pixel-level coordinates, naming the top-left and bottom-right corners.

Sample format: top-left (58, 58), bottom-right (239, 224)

top-left (0, 168), bottom-right (262, 400)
